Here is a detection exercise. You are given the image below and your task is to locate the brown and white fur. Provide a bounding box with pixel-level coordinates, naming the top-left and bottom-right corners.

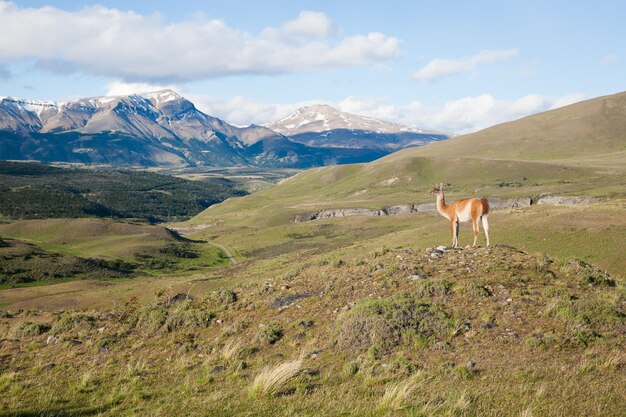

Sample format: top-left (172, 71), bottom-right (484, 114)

top-left (430, 183), bottom-right (490, 248)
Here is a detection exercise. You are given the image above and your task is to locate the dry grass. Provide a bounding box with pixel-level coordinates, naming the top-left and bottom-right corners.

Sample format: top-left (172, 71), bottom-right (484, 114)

top-left (249, 360), bottom-right (303, 397)
top-left (379, 372), bottom-right (426, 411)
top-left (220, 337), bottom-right (245, 361)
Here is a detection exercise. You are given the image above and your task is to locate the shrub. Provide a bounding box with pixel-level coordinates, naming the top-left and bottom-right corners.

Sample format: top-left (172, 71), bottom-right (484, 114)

top-left (454, 282), bottom-right (492, 298)
top-left (164, 301), bottom-right (215, 332)
top-left (136, 305), bottom-right (168, 333)
top-left (455, 364), bottom-right (478, 380)
top-left (336, 298), bottom-right (451, 354)
top-left (344, 361), bottom-right (359, 376)
top-left (95, 336), bottom-right (117, 350)
top-left (257, 324), bottom-right (284, 345)
top-left (9, 321), bottom-right (51, 338)
top-left (51, 313), bottom-right (97, 334)
top-left (208, 289), bottom-right (238, 306)
top-left (558, 259), bottom-right (615, 287)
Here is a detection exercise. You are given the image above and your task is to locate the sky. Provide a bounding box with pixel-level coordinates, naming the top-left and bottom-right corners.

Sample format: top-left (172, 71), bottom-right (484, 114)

top-left (0, 0), bottom-right (624, 133)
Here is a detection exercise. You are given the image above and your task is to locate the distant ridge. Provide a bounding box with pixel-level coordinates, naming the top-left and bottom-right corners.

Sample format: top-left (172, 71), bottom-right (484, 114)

top-left (266, 104), bottom-right (448, 151)
top-left (0, 91), bottom-right (448, 168)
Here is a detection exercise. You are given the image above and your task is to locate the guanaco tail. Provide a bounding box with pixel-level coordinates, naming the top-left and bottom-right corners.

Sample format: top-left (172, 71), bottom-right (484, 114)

top-left (430, 183), bottom-right (490, 248)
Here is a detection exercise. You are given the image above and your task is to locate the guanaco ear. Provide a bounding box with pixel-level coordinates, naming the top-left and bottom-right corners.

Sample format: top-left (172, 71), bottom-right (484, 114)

top-left (439, 182), bottom-right (443, 190)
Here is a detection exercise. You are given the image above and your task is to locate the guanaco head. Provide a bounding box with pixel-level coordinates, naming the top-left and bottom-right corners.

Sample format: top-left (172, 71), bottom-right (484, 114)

top-left (430, 183), bottom-right (444, 196)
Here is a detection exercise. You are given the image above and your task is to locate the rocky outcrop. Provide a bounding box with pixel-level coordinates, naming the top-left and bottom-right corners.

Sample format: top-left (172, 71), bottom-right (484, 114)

top-left (536, 196), bottom-right (598, 206)
top-left (293, 195), bottom-right (597, 223)
top-left (487, 198), bottom-right (532, 210)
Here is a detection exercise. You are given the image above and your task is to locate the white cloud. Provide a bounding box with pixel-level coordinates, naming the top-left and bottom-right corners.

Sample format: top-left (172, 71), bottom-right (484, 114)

top-left (102, 81), bottom-right (586, 133)
top-left (0, 2), bottom-right (399, 82)
top-left (282, 11), bottom-right (337, 38)
top-left (413, 49), bottom-right (519, 82)
top-left (105, 80), bottom-right (176, 96)
top-left (601, 53), bottom-right (619, 66)
top-left (334, 93), bottom-right (586, 133)
top-left (195, 92), bottom-right (586, 133)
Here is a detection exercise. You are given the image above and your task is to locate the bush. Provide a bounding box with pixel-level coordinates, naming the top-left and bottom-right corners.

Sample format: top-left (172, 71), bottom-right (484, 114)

top-left (559, 259), bottom-right (615, 287)
top-left (136, 305), bottom-right (168, 333)
top-left (96, 336), bottom-right (117, 350)
top-left (208, 289), bottom-right (238, 306)
top-left (336, 298), bottom-right (452, 354)
top-left (257, 324), bottom-right (284, 345)
top-left (9, 321), bottom-right (51, 338)
top-left (164, 301), bottom-right (215, 332)
top-left (51, 313), bottom-right (97, 334)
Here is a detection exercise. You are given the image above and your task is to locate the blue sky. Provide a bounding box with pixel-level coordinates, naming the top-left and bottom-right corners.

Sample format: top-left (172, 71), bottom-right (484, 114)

top-left (1, 1), bottom-right (624, 132)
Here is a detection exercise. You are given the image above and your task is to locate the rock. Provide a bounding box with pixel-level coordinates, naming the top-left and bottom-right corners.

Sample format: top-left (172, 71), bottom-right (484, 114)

top-left (281, 284), bottom-right (290, 290)
top-left (209, 365), bottom-right (225, 374)
top-left (430, 250), bottom-right (443, 259)
top-left (536, 196), bottom-right (598, 206)
top-left (293, 197), bottom-right (554, 223)
top-left (270, 292), bottom-right (314, 309)
top-left (69, 339), bottom-right (82, 345)
top-left (488, 197), bottom-right (532, 209)
top-left (407, 274), bottom-right (425, 281)
top-left (46, 335), bottom-right (58, 345)
top-left (310, 351), bottom-right (321, 359)
top-left (436, 245), bottom-right (448, 251)
top-left (41, 363), bottom-right (56, 372)
top-left (166, 293), bottom-right (194, 306)
top-left (299, 320), bottom-right (314, 328)
top-left (414, 203), bottom-right (437, 212)
top-left (97, 326), bottom-right (106, 333)
top-left (384, 205), bottom-right (413, 215)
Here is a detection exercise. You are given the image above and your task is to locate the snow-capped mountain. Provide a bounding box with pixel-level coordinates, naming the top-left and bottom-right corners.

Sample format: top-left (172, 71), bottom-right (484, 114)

top-left (265, 104), bottom-right (448, 151)
top-left (0, 91), bottom-right (449, 168)
top-left (0, 91), bottom-right (393, 168)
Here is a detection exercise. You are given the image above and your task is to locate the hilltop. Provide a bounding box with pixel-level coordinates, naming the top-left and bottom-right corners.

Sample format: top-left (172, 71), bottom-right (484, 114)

top-left (398, 91), bottom-right (626, 165)
top-left (1, 245), bottom-right (623, 415)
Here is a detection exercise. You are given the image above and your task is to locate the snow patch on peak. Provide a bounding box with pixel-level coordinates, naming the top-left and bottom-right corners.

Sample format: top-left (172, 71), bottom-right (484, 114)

top-left (143, 89), bottom-right (182, 106)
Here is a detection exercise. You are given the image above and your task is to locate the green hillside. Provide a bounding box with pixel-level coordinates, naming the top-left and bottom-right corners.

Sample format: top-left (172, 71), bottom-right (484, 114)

top-left (396, 91), bottom-right (626, 163)
top-left (0, 218), bottom-right (229, 287)
top-left (0, 161), bottom-right (246, 222)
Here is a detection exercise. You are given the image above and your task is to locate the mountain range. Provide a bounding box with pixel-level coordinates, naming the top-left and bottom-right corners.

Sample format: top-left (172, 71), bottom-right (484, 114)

top-left (0, 90), bottom-right (448, 168)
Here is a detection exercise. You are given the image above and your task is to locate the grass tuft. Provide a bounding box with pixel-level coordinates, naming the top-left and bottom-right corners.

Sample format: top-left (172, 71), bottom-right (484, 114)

top-left (379, 372), bottom-right (426, 411)
top-left (249, 360), bottom-right (303, 397)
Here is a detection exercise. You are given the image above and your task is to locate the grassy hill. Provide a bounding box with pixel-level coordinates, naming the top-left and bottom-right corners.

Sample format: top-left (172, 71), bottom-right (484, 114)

top-left (0, 161), bottom-right (246, 222)
top-left (401, 91), bottom-right (626, 163)
top-left (0, 218), bottom-right (229, 288)
top-left (1, 245), bottom-right (624, 416)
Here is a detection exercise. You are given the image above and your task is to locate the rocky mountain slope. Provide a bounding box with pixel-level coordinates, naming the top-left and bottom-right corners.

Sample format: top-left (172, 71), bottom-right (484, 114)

top-left (0, 91), bottom-right (441, 168)
top-left (266, 104), bottom-right (448, 151)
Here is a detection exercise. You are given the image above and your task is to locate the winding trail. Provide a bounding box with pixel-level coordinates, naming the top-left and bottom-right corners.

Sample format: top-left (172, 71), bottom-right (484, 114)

top-left (168, 225), bottom-right (238, 265)
top-left (210, 242), bottom-right (238, 265)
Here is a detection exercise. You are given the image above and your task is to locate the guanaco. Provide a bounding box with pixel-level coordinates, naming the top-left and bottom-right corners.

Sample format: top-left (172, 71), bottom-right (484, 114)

top-left (430, 183), bottom-right (490, 248)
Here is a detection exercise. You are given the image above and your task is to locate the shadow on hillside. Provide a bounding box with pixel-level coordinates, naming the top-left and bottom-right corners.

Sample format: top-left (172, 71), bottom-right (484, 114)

top-left (0, 404), bottom-right (112, 417)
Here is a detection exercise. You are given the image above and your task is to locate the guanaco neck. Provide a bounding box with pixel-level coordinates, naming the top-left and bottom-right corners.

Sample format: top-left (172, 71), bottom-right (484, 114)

top-left (436, 192), bottom-right (449, 218)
